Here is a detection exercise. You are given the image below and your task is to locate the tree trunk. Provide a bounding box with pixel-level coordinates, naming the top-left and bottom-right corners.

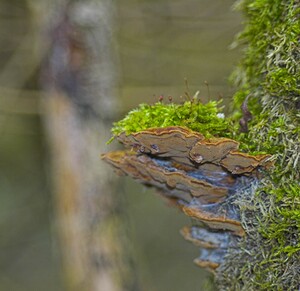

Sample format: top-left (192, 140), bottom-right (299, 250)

top-left (38, 1), bottom-right (138, 290)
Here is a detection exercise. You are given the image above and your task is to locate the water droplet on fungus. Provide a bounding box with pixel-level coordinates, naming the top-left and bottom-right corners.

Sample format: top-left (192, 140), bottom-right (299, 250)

top-left (151, 144), bottom-right (160, 153)
top-left (194, 154), bottom-right (204, 163)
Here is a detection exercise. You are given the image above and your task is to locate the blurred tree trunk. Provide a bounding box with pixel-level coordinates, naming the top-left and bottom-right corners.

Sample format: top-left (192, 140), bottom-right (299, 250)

top-left (36, 1), bottom-right (137, 290)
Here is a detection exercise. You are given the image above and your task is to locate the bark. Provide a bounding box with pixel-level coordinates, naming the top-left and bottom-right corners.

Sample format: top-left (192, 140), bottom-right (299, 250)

top-left (37, 1), bottom-right (137, 290)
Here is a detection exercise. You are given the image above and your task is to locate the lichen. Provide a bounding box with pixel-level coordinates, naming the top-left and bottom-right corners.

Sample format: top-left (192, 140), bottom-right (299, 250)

top-left (216, 0), bottom-right (300, 290)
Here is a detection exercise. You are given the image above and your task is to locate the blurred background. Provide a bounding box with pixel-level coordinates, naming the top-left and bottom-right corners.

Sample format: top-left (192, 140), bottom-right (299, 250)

top-left (0, 0), bottom-right (242, 290)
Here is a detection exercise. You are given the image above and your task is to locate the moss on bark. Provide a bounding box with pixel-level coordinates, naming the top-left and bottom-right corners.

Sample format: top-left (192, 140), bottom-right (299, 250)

top-left (109, 1), bottom-right (299, 289)
top-left (216, 0), bottom-right (300, 290)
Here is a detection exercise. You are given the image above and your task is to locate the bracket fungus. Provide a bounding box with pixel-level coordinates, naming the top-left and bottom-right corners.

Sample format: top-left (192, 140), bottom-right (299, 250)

top-left (102, 126), bottom-right (273, 275)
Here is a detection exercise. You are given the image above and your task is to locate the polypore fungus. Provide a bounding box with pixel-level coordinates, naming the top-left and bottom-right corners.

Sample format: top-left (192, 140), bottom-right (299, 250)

top-left (102, 126), bottom-right (273, 274)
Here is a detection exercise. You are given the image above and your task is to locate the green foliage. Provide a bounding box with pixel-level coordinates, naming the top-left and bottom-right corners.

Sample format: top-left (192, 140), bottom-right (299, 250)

top-left (111, 100), bottom-right (231, 138)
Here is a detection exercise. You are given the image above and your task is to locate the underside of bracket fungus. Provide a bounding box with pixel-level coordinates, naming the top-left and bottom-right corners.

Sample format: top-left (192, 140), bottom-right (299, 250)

top-left (102, 126), bottom-right (273, 273)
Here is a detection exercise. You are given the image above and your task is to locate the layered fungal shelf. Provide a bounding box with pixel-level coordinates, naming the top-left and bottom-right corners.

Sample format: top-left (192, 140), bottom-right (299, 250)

top-left (102, 126), bottom-right (273, 273)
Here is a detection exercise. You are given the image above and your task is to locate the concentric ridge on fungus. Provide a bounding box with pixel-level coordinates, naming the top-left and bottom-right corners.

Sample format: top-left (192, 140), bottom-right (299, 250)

top-left (102, 126), bottom-right (273, 273)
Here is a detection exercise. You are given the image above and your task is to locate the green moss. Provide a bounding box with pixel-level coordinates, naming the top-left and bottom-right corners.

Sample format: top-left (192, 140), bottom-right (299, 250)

top-left (217, 0), bottom-right (300, 289)
top-left (231, 0), bottom-right (300, 112)
top-left (111, 100), bottom-right (232, 139)
top-left (108, 0), bottom-right (299, 288)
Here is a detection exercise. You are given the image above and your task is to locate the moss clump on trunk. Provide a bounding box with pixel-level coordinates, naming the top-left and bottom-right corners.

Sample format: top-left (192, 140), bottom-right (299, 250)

top-left (216, 0), bottom-right (300, 290)
top-left (110, 100), bottom-right (232, 139)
